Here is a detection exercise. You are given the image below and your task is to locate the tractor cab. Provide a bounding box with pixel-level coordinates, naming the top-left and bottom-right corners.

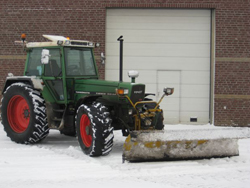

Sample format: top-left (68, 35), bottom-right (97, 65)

top-left (25, 35), bottom-right (98, 77)
top-left (24, 35), bottom-right (99, 103)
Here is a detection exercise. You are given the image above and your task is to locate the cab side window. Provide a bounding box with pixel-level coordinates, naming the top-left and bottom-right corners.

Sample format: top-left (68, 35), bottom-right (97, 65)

top-left (26, 48), bottom-right (42, 76)
top-left (43, 48), bottom-right (64, 100)
top-left (44, 49), bottom-right (62, 77)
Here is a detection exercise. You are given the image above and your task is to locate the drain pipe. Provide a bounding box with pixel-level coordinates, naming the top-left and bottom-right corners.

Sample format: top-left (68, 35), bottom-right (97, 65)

top-left (117, 36), bottom-right (123, 82)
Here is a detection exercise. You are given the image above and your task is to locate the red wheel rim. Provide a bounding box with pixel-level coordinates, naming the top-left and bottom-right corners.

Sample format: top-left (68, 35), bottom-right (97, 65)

top-left (80, 114), bottom-right (92, 148)
top-left (7, 95), bottom-right (30, 133)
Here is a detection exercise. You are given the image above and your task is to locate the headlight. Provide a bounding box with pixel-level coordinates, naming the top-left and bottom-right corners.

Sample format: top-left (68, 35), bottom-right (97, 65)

top-left (57, 40), bottom-right (63, 45)
top-left (164, 88), bottom-right (174, 95)
top-left (116, 88), bottom-right (129, 95)
top-left (65, 40), bottom-right (71, 45)
top-left (88, 42), bottom-right (94, 47)
top-left (128, 109), bottom-right (133, 115)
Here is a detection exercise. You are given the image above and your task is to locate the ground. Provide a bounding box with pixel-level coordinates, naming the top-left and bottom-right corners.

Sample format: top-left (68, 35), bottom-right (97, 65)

top-left (0, 123), bottom-right (250, 188)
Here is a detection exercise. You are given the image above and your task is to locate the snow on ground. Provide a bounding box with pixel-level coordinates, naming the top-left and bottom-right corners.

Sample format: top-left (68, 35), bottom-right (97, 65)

top-left (0, 123), bottom-right (250, 188)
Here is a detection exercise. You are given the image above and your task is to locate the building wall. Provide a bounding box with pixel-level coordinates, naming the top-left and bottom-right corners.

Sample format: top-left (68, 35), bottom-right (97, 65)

top-left (0, 0), bottom-right (249, 126)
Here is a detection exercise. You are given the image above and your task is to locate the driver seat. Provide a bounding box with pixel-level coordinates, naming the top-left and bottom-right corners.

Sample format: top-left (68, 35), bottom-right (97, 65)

top-left (45, 60), bottom-right (61, 76)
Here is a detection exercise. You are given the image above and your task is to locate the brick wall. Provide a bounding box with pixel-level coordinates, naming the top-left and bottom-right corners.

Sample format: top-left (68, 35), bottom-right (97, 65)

top-left (213, 0), bottom-right (250, 126)
top-left (0, 0), bottom-right (107, 88)
top-left (214, 60), bottom-right (250, 126)
top-left (0, 0), bottom-right (249, 126)
top-left (214, 98), bottom-right (250, 126)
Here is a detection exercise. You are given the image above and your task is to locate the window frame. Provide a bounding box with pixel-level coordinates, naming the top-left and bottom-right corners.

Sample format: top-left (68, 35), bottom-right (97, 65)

top-left (64, 47), bottom-right (98, 78)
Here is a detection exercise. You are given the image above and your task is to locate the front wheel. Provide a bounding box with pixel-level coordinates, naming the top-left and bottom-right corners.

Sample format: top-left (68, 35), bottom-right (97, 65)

top-left (76, 102), bottom-right (114, 156)
top-left (155, 111), bottom-right (164, 130)
top-left (143, 102), bottom-right (164, 130)
top-left (1, 83), bottom-right (49, 144)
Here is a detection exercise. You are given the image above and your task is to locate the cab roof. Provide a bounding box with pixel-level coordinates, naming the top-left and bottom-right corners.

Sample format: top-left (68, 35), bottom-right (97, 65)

top-left (26, 35), bottom-right (96, 48)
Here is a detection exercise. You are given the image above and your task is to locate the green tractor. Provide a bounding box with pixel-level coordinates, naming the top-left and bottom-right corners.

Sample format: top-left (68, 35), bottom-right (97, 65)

top-left (1, 34), bottom-right (173, 157)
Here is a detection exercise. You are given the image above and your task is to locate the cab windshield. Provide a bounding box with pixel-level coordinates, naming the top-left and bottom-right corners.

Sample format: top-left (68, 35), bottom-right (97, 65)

top-left (64, 47), bottom-right (97, 76)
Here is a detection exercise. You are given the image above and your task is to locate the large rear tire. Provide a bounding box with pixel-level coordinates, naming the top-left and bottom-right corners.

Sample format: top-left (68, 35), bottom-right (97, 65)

top-left (76, 102), bottom-right (114, 156)
top-left (1, 83), bottom-right (49, 144)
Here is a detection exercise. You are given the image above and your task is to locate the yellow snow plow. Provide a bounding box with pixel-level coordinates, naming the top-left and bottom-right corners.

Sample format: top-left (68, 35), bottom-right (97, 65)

top-left (119, 88), bottom-right (250, 162)
top-left (123, 127), bottom-right (250, 162)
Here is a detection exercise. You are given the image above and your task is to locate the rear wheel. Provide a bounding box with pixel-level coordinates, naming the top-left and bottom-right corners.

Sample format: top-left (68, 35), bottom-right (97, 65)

top-left (76, 102), bottom-right (114, 156)
top-left (1, 83), bottom-right (49, 144)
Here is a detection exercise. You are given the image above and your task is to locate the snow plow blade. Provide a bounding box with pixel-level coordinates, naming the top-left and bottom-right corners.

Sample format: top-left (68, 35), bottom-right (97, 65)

top-left (123, 127), bottom-right (250, 162)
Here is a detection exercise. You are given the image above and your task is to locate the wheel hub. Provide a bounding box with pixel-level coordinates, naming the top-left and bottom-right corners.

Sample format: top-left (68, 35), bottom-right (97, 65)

top-left (23, 107), bottom-right (30, 119)
top-left (80, 114), bottom-right (92, 147)
top-left (85, 126), bottom-right (90, 135)
top-left (7, 95), bottom-right (30, 133)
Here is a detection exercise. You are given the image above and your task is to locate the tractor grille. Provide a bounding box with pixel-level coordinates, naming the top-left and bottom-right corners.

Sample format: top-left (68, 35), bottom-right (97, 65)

top-left (130, 85), bottom-right (145, 103)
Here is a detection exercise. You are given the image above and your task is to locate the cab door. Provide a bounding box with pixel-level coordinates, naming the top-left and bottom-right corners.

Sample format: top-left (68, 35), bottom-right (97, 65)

top-left (42, 48), bottom-right (66, 103)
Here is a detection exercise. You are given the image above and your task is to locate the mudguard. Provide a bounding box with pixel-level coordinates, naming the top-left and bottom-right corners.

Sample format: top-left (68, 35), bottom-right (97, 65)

top-left (2, 76), bottom-right (44, 94)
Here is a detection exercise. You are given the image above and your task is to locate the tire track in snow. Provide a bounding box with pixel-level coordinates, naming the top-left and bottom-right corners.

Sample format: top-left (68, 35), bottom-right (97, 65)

top-left (1, 124), bottom-right (250, 188)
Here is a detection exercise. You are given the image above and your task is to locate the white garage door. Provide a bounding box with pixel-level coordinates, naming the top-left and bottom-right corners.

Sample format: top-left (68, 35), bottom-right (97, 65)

top-left (105, 9), bottom-right (211, 124)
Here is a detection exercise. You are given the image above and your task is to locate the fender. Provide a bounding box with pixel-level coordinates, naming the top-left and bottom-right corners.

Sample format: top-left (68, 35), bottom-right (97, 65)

top-left (2, 76), bottom-right (44, 94)
top-left (75, 95), bottom-right (102, 110)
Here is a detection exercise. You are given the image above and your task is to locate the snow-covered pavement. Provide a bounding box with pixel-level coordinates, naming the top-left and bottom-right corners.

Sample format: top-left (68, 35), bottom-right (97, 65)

top-left (0, 124), bottom-right (250, 188)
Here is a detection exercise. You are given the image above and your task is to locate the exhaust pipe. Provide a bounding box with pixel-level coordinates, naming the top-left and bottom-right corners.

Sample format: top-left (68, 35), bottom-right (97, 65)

top-left (117, 36), bottom-right (123, 82)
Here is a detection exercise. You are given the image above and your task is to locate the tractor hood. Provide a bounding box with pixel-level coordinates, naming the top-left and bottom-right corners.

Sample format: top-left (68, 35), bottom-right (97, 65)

top-left (74, 79), bottom-right (145, 103)
top-left (75, 79), bottom-right (120, 87)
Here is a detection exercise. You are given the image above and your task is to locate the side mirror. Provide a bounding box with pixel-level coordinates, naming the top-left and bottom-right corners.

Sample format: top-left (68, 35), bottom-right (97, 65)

top-left (41, 49), bottom-right (50, 64)
top-left (101, 52), bottom-right (105, 64)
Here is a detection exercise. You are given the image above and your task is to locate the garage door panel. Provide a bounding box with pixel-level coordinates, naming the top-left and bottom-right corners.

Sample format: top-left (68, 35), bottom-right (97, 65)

top-left (107, 9), bottom-right (210, 17)
top-left (106, 30), bottom-right (210, 44)
top-left (160, 98), bottom-right (180, 110)
top-left (106, 20), bottom-right (210, 31)
top-left (181, 71), bottom-right (210, 85)
top-left (134, 71), bottom-right (157, 84)
top-left (106, 43), bottom-right (210, 57)
top-left (181, 85), bottom-right (210, 98)
top-left (181, 98), bottom-right (210, 112)
top-left (158, 71), bottom-right (180, 83)
top-left (106, 56), bottom-right (210, 71)
top-left (107, 15), bottom-right (210, 24)
top-left (106, 42), bottom-right (119, 55)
